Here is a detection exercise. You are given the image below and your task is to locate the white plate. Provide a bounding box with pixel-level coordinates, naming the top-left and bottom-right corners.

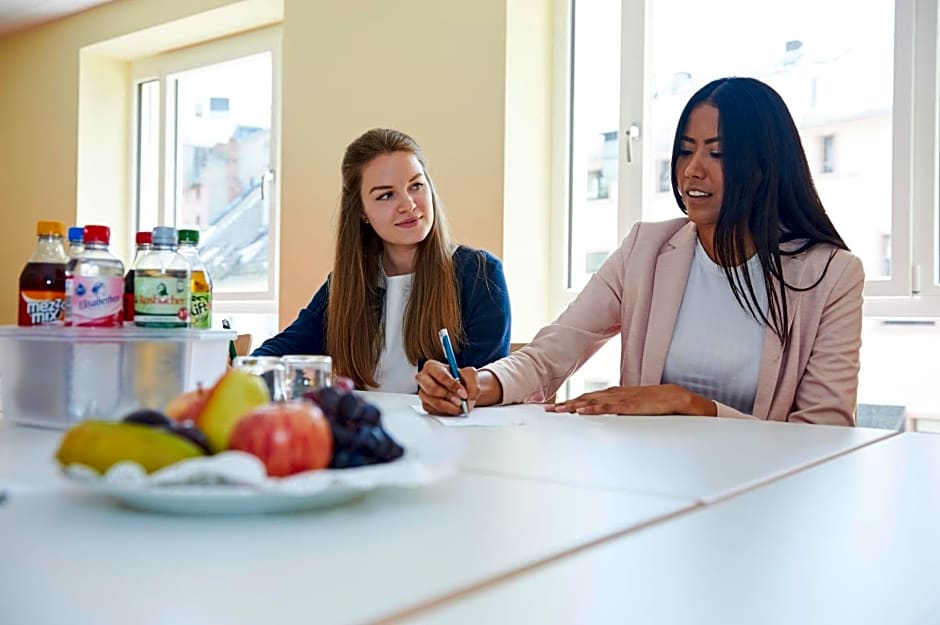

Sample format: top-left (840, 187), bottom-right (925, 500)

top-left (61, 415), bottom-right (461, 515)
top-left (88, 481), bottom-right (366, 515)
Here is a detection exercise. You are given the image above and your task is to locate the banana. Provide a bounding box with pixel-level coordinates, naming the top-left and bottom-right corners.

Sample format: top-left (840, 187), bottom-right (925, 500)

top-left (56, 421), bottom-right (204, 474)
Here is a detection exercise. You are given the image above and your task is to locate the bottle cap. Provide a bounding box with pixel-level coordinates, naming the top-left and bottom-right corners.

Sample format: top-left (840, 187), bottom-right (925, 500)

top-left (37, 220), bottom-right (65, 237)
top-left (135, 231), bottom-right (153, 246)
top-left (152, 226), bottom-right (178, 247)
top-left (178, 229), bottom-right (200, 245)
top-left (83, 225), bottom-right (110, 245)
top-left (67, 226), bottom-right (84, 242)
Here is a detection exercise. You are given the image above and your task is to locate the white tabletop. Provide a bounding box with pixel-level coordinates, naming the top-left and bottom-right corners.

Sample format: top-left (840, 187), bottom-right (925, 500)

top-left (0, 418), bottom-right (689, 625)
top-left (405, 432), bottom-right (940, 625)
top-left (366, 392), bottom-right (896, 503)
top-left (0, 393), bottom-right (905, 625)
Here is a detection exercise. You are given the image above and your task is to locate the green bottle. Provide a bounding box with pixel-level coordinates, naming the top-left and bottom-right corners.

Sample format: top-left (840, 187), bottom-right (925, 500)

top-left (177, 229), bottom-right (213, 329)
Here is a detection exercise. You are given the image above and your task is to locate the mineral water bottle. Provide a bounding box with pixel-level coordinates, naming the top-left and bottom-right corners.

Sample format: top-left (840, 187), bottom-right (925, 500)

top-left (133, 226), bottom-right (191, 328)
top-left (18, 220), bottom-right (68, 326)
top-left (66, 226), bottom-right (84, 260)
top-left (177, 229), bottom-right (213, 329)
top-left (123, 231), bottom-right (152, 322)
top-left (64, 225), bottom-right (125, 327)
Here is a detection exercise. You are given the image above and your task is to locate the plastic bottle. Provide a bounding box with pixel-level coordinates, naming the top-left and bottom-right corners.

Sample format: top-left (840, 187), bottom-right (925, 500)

top-left (65, 225), bottom-right (125, 327)
top-left (123, 231), bottom-right (152, 322)
top-left (133, 226), bottom-right (191, 328)
top-left (18, 220), bottom-right (68, 326)
top-left (66, 226), bottom-right (84, 260)
top-left (177, 229), bottom-right (213, 329)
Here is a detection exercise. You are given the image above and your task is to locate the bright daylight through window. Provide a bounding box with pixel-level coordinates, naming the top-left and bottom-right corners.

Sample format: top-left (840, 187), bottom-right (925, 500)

top-left (562, 0), bottom-right (940, 407)
top-left (131, 31), bottom-right (281, 342)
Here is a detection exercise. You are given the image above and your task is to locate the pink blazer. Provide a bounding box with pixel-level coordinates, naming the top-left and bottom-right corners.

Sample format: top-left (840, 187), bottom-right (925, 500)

top-left (488, 219), bottom-right (865, 426)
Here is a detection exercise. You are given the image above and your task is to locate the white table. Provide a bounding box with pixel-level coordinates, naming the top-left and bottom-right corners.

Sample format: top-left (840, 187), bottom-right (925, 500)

top-left (0, 394), bottom-right (906, 625)
top-left (0, 419), bottom-right (690, 625)
top-left (369, 392), bottom-right (897, 503)
top-left (404, 432), bottom-right (940, 625)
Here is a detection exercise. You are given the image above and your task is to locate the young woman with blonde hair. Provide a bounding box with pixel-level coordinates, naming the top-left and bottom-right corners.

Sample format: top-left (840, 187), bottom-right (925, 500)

top-left (254, 128), bottom-right (511, 392)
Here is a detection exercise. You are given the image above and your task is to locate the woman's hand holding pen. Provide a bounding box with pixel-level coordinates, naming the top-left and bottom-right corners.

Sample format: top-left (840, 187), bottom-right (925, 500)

top-left (416, 362), bottom-right (480, 416)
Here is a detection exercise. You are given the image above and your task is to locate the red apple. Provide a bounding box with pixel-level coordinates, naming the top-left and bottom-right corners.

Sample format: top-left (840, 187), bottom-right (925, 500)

top-left (164, 385), bottom-right (210, 424)
top-left (228, 401), bottom-right (333, 477)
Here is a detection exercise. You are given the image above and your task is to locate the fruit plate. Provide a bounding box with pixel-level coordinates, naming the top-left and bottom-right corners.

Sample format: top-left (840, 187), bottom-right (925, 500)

top-left (60, 415), bottom-right (460, 515)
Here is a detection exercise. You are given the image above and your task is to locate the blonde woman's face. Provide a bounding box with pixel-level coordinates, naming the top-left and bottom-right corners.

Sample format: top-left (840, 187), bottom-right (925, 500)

top-left (360, 151), bottom-right (434, 253)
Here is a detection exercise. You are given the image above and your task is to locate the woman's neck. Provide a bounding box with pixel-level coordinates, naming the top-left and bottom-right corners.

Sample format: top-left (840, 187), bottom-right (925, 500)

top-left (382, 245), bottom-right (417, 276)
top-left (697, 225), bottom-right (755, 266)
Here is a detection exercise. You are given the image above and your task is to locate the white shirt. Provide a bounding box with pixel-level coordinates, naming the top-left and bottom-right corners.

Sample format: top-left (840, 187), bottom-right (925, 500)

top-left (661, 240), bottom-right (768, 414)
top-left (374, 273), bottom-right (418, 393)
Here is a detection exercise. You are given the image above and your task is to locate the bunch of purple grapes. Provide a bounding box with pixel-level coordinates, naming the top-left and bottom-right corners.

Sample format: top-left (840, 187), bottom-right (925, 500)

top-left (303, 385), bottom-right (404, 469)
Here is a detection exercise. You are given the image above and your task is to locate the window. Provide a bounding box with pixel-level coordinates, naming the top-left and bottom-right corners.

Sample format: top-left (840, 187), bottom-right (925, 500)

top-left (657, 159), bottom-right (671, 193)
top-left (130, 28), bottom-right (281, 339)
top-left (555, 0), bottom-right (940, 398)
top-left (585, 250), bottom-right (610, 273)
top-left (820, 134), bottom-right (835, 173)
top-left (587, 170), bottom-right (608, 200)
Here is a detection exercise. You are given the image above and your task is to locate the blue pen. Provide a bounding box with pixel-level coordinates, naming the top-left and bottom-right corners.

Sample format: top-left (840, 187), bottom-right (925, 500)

top-left (438, 328), bottom-right (469, 415)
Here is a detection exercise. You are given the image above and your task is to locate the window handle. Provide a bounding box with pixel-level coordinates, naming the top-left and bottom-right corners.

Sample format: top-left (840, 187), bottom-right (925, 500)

top-left (260, 169), bottom-right (275, 200)
top-left (625, 123), bottom-right (641, 164)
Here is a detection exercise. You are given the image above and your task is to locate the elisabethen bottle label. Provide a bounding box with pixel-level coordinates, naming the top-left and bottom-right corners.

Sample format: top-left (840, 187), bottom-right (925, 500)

top-left (134, 274), bottom-right (191, 326)
top-left (68, 276), bottom-right (123, 326)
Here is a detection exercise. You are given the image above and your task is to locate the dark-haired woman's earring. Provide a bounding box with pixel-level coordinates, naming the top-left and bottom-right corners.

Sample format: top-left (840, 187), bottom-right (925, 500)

top-left (361, 216), bottom-right (369, 224)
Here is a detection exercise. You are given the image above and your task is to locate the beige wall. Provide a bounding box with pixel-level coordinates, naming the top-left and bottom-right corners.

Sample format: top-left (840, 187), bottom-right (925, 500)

top-left (279, 0), bottom-right (509, 327)
top-left (0, 0), bottom-right (554, 338)
top-left (503, 0), bottom-right (553, 341)
top-left (0, 0), bottom-right (246, 324)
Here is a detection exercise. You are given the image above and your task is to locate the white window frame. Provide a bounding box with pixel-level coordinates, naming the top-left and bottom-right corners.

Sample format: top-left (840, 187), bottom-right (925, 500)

top-left (552, 0), bottom-right (940, 319)
top-left (128, 26), bottom-right (282, 316)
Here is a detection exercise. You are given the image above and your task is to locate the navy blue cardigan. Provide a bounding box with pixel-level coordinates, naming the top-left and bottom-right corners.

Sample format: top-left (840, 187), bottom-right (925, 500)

top-left (253, 246), bottom-right (512, 372)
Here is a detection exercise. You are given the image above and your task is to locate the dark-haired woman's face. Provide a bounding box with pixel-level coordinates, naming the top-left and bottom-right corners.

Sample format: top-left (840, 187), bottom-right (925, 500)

top-left (676, 103), bottom-right (724, 228)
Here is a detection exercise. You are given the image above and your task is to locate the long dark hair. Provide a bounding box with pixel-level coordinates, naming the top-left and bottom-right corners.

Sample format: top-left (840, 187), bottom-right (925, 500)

top-left (326, 128), bottom-right (463, 389)
top-left (670, 77), bottom-right (849, 345)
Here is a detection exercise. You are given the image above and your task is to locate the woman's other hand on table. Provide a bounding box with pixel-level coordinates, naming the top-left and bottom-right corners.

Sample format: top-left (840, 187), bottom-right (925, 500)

top-left (546, 384), bottom-right (718, 417)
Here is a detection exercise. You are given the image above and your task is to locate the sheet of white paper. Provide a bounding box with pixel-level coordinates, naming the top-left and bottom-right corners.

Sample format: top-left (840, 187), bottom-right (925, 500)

top-left (411, 403), bottom-right (547, 427)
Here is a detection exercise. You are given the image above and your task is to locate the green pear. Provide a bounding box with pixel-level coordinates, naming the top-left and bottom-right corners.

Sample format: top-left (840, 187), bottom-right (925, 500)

top-left (56, 421), bottom-right (204, 474)
top-left (197, 369), bottom-right (271, 452)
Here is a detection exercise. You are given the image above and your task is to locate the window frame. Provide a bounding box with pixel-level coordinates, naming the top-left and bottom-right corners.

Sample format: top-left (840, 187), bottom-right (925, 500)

top-left (128, 26), bottom-right (282, 315)
top-left (553, 0), bottom-right (940, 318)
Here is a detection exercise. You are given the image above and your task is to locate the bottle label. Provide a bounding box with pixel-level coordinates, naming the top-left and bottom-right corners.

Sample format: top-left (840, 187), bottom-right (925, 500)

top-left (69, 276), bottom-right (124, 327)
top-left (134, 276), bottom-right (190, 327)
top-left (190, 291), bottom-right (212, 329)
top-left (19, 290), bottom-right (65, 326)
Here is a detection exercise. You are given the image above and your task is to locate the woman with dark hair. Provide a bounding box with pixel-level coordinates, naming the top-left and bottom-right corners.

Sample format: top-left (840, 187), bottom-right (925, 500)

top-left (417, 77), bottom-right (864, 425)
top-left (254, 128), bottom-right (511, 392)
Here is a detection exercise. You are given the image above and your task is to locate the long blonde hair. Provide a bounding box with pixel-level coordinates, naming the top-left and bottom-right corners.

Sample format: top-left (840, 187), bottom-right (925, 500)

top-left (326, 128), bottom-right (464, 388)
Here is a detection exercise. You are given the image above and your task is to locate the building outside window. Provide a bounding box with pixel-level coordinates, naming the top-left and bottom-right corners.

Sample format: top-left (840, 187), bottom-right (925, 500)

top-left (657, 159), bottom-right (671, 192)
top-left (130, 27), bottom-right (281, 342)
top-left (821, 134), bottom-right (835, 173)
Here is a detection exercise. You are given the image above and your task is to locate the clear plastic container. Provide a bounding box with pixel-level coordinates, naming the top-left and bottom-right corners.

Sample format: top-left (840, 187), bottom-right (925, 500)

top-left (65, 225), bottom-right (125, 327)
top-left (177, 229), bottom-right (213, 329)
top-left (133, 226), bottom-right (192, 328)
top-left (0, 326), bottom-right (235, 428)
